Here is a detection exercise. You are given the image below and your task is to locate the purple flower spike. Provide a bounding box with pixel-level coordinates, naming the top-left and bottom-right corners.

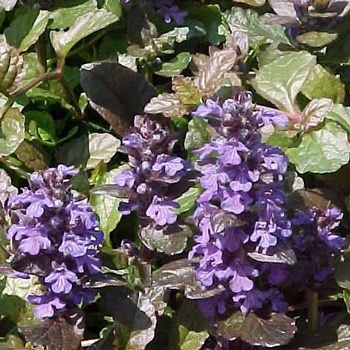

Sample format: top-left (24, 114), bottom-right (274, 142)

top-left (7, 165), bottom-right (103, 319)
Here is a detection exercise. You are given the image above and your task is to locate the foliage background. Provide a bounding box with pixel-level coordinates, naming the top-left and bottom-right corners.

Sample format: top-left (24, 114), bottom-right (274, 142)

top-left (1, 0), bottom-right (350, 349)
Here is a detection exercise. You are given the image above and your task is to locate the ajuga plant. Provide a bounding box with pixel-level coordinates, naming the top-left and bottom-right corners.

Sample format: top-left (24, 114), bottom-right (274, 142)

top-left (186, 91), bottom-right (345, 346)
top-left (6, 165), bottom-right (103, 319)
top-left (113, 115), bottom-right (191, 240)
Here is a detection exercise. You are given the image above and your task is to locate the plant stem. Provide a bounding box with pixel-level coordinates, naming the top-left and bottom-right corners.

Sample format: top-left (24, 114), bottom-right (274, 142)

top-left (307, 289), bottom-right (319, 331)
top-left (9, 71), bottom-right (61, 98)
top-left (59, 75), bottom-right (83, 120)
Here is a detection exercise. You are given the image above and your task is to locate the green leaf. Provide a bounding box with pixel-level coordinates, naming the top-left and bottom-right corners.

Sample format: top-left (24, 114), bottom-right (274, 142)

top-left (0, 108), bottom-right (25, 156)
top-left (343, 290), bottom-right (350, 314)
top-left (187, 5), bottom-right (223, 45)
top-left (15, 139), bottom-right (51, 171)
top-left (217, 312), bottom-right (297, 347)
top-left (336, 252), bottom-right (350, 290)
top-left (174, 186), bottom-right (201, 214)
top-left (286, 122), bottom-right (350, 173)
top-left (184, 118), bottom-right (211, 151)
top-left (103, 0), bottom-right (122, 16)
top-left (5, 10), bottom-right (39, 48)
top-left (140, 225), bottom-right (192, 255)
top-left (25, 110), bottom-right (57, 145)
top-left (327, 104), bottom-right (350, 134)
top-left (296, 31), bottom-right (338, 47)
top-left (156, 53), bottom-right (191, 77)
top-left (48, 0), bottom-right (97, 29)
top-left (86, 133), bottom-right (120, 170)
top-left (173, 76), bottom-right (202, 105)
top-left (301, 64), bottom-right (345, 104)
top-left (50, 9), bottom-right (120, 59)
top-left (169, 299), bottom-right (209, 350)
top-left (224, 7), bottom-right (290, 47)
top-left (90, 167), bottom-right (123, 244)
top-left (251, 51), bottom-right (316, 112)
top-left (18, 10), bottom-right (50, 52)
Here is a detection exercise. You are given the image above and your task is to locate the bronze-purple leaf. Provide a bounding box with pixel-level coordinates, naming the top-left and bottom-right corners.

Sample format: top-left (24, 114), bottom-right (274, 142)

top-left (19, 314), bottom-right (84, 350)
top-left (80, 61), bottom-right (157, 136)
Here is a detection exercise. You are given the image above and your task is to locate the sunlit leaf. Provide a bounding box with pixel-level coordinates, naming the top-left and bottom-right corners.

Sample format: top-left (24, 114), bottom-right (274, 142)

top-left (286, 122), bottom-right (350, 173)
top-left (86, 133), bottom-right (120, 170)
top-left (224, 7), bottom-right (290, 47)
top-left (50, 9), bottom-right (120, 59)
top-left (252, 51), bottom-right (316, 112)
top-left (297, 31), bottom-right (338, 47)
top-left (49, 0), bottom-right (96, 29)
top-left (0, 108), bottom-right (25, 156)
top-left (18, 11), bottom-right (50, 52)
top-left (144, 93), bottom-right (190, 118)
top-left (301, 98), bottom-right (333, 131)
top-left (90, 167), bottom-right (123, 243)
top-left (194, 47), bottom-right (236, 95)
top-left (0, 0), bottom-right (17, 11)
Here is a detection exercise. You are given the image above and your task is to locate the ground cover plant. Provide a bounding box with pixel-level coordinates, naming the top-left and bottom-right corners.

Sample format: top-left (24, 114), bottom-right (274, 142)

top-left (1, 0), bottom-right (350, 349)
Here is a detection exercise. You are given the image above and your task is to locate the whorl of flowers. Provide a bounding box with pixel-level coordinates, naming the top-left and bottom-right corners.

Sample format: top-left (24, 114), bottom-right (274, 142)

top-left (114, 115), bottom-right (188, 230)
top-left (189, 92), bottom-right (291, 317)
top-left (121, 0), bottom-right (187, 24)
top-left (7, 165), bottom-right (103, 319)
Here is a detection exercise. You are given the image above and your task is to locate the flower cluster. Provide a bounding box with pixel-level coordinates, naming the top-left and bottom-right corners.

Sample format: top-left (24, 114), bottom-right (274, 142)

top-left (189, 92), bottom-right (292, 317)
top-left (290, 206), bottom-right (344, 289)
top-left (114, 115), bottom-right (188, 230)
top-left (121, 0), bottom-right (187, 24)
top-left (270, 0), bottom-right (346, 38)
top-left (7, 165), bottom-right (103, 319)
top-left (188, 93), bottom-right (345, 321)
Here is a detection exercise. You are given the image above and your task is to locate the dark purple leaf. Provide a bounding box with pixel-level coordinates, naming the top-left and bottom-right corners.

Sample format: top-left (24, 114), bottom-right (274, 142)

top-left (217, 312), bottom-right (297, 347)
top-left (152, 259), bottom-right (224, 299)
top-left (211, 210), bottom-right (247, 233)
top-left (248, 248), bottom-right (296, 265)
top-left (80, 61), bottom-right (156, 136)
top-left (99, 287), bottom-right (152, 330)
top-left (19, 313), bottom-right (84, 350)
top-left (81, 273), bottom-right (127, 289)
